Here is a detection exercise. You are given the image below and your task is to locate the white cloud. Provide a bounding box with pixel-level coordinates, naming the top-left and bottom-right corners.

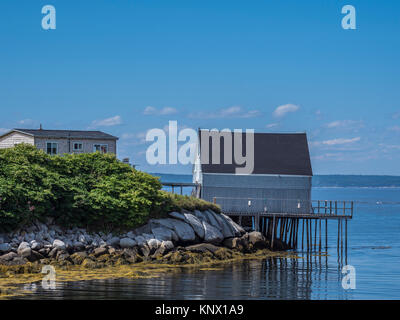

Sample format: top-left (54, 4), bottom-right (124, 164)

top-left (325, 120), bottom-right (363, 129)
top-left (143, 106), bottom-right (178, 115)
top-left (266, 123), bottom-right (279, 129)
top-left (0, 128), bottom-right (9, 134)
top-left (189, 106), bottom-right (260, 119)
top-left (120, 132), bottom-right (146, 145)
top-left (392, 112), bottom-right (400, 119)
top-left (273, 104), bottom-right (300, 118)
top-left (389, 126), bottom-right (400, 132)
top-left (310, 137), bottom-right (361, 147)
top-left (90, 115), bottom-right (122, 128)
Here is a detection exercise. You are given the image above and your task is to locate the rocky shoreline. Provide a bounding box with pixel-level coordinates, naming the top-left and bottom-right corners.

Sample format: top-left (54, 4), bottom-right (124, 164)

top-left (0, 210), bottom-right (287, 272)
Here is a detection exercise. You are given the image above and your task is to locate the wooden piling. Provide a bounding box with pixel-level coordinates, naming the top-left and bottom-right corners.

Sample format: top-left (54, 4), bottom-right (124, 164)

top-left (271, 215), bottom-right (276, 250)
top-left (319, 219), bottom-right (322, 252)
top-left (325, 219), bottom-right (328, 250)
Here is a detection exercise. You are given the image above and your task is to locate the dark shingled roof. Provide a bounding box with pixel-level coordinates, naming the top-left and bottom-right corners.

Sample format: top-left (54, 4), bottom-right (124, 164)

top-left (12, 129), bottom-right (118, 140)
top-left (199, 131), bottom-right (313, 176)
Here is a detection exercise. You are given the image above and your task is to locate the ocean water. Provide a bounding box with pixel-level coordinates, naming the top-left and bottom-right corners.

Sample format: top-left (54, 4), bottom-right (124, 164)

top-left (14, 175), bottom-right (400, 300)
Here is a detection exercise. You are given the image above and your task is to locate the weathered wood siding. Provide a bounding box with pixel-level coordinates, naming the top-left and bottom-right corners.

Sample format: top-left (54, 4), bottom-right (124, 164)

top-left (200, 174), bottom-right (312, 214)
top-left (0, 132), bottom-right (34, 149)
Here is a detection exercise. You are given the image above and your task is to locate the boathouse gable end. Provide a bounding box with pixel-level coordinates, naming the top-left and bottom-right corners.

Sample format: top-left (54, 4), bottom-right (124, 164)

top-left (194, 132), bottom-right (313, 214)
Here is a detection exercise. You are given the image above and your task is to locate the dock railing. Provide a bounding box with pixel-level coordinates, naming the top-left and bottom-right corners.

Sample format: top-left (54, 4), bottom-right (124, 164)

top-left (311, 200), bottom-right (353, 218)
top-left (212, 197), bottom-right (353, 218)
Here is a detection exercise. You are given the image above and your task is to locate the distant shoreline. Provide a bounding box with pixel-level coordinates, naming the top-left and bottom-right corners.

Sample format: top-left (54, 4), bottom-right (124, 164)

top-left (152, 173), bottom-right (400, 188)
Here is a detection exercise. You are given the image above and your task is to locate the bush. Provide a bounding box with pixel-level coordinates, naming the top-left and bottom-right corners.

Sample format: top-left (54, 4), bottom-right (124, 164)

top-left (0, 144), bottom-right (219, 232)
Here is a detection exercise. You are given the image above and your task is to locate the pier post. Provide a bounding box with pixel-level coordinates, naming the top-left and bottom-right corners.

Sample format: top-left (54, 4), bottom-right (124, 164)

top-left (271, 215), bottom-right (276, 250)
top-left (325, 219), bottom-right (328, 250)
top-left (319, 219), bottom-right (322, 252)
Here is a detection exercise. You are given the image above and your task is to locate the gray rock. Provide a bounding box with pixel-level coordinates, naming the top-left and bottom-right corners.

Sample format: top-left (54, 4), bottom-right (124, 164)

top-left (133, 223), bottom-right (153, 236)
top-left (78, 234), bottom-right (87, 244)
top-left (107, 236), bottom-right (120, 247)
top-left (147, 238), bottom-right (162, 251)
top-left (134, 235), bottom-right (146, 246)
top-left (203, 210), bottom-right (222, 230)
top-left (168, 211), bottom-right (186, 221)
top-left (73, 241), bottom-right (85, 250)
top-left (127, 231), bottom-right (136, 239)
top-left (0, 252), bottom-right (17, 261)
top-left (19, 247), bottom-right (32, 258)
top-left (151, 227), bottom-right (174, 241)
top-left (183, 213), bottom-right (205, 239)
top-left (193, 210), bottom-right (211, 224)
top-left (17, 242), bottom-right (30, 255)
top-left (212, 213), bottom-right (235, 238)
top-left (151, 218), bottom-right (196, 242)
top-left (0, 243), bottom-right (11, 253)
top-left (30, 240), bottom-right (43, 251)
top-left (162, 240), bottom-right (174, 251)
top-left (202, 221), bottom-right (224, 244)
top-left (120, 238), bottom-right (136, 248)
top-left (248, 231), bottom-right (264, 244)
top-left (221, 213), bottom-right (245, 236)
top-left (53, 239), bottom-right (66, 250)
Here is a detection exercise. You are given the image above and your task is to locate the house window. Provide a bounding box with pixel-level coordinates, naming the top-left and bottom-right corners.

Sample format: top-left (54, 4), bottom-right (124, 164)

top-left (46, 142), bottom-right (58, 155)
top-left (73, 142), bottom-right (83, 151)
top-left (93, 144), bottom-right (108, 154)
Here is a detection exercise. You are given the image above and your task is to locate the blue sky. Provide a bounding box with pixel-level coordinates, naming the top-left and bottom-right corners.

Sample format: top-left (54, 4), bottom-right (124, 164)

top-left (1, 0), bottom-right (399, 175)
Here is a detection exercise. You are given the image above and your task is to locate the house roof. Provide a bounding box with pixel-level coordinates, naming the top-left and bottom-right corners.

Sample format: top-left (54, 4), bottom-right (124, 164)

top-left (4, 129), bottom-right (118, 140)
top-left (198, 131), bottom-right (313, 176)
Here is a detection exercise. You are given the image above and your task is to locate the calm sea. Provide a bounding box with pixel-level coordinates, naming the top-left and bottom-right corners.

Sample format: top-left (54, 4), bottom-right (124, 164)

top-left (14, 175), bottom-right (400, 300)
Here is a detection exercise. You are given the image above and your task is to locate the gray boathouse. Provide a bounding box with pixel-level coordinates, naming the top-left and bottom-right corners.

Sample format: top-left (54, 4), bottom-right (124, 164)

top-left (193, 131), bottom-right (313, 215)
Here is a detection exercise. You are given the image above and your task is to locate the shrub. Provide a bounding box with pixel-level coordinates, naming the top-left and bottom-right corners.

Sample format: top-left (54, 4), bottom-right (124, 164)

top-left (0, 144), bottom-right (219, 232)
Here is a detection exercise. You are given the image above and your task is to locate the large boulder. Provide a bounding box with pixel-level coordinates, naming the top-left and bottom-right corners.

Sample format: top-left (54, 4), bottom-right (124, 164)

top-left (151, 227), bottom-right (175, 242)
top-left (248, 231), bottom-right (264, 244)
top-left (203, 210), bottom-right (222, 230)
top-left (119, 238), bottom-right (137, 248)
top-left (202, 221), bottom-right (224, 244)
top-left (134, 235), bottom-right (146, 246)
top-left (151, 218), bottom-right (196, 242)
top-left (147, 238), bottom-right (162, 251)
top-left (17, 242), bottom-right (30, 255)
top-left (221, 213), bottom-right (245, 236)
top-left (182, 213), bottom-right (205, 239)
top-left (53, 239), bottom-right (66, 250)
top-left (19, 247), bottom-right (32, 258)
top-left (212, 213), bottom-right (235, 239)
top-left (168, 211), bottom-right (186, 221)
top-left (107, 237), bottom-right (120, 247)
top-left (193, 210), bottom-right (211, 224)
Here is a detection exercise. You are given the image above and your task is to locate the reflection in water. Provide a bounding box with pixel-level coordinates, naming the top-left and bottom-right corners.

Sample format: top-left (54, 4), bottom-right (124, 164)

top-left (15, 251), bottom-right (354, 300)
